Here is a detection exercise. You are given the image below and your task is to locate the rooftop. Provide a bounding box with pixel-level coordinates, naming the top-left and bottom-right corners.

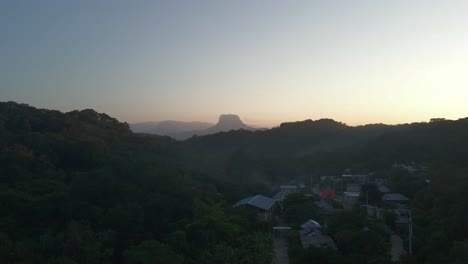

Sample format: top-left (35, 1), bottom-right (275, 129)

top-left (280, 185), bottom-right (298, 189)
top-left (233, 194), bottom-right (276, 210)
top-left (272, 190), bottom-right (289, 201)
top-left (314, 200), bottom-right (333, 210)
top-left (382, 193), bottom-right (409, 202)
top-left (343, 191), bottom-right (361, 197)
top-left (378, 185), bottom-right (391, 193)
top-left (300, 233), bottom-right (337, 250)
top-left (301, 219), bottom-right (322, 230)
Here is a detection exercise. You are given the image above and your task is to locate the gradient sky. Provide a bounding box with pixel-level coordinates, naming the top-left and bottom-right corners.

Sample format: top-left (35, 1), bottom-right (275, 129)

top-left (1, 0), bottom-right (468, 127)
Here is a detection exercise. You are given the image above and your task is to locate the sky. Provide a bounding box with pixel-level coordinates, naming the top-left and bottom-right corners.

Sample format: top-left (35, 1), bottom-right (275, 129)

top-left (1, 0), bottom-right (468, 127)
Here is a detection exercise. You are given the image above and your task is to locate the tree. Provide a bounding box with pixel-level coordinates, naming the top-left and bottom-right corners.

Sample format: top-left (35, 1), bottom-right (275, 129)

top-left (321, 187), bottom-right (336, 200)
top-left (359, 183), bottom-right (381, 205)
top-left (282, 193), bottom-right (318, 226)
top-left (124, 240), bottom-right (183, 264)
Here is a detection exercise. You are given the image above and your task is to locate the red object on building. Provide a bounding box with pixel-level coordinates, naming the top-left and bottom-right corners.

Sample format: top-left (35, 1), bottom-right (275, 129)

top-left (321, 187), bottom-right (336, 199)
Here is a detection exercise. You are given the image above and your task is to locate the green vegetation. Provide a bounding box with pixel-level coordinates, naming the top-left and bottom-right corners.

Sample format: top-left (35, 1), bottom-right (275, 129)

top-left (0, 102), bottom-right (272, 263)
top-left (282, 193), bottom-right (320, 227)
top-left (287, 210), bottom-right (391, 264)
top-left (1, 101), bottom-right (468, 263)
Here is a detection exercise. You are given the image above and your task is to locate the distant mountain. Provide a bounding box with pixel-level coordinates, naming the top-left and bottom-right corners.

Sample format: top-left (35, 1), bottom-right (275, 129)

top-left (198, 114), bottom-right (256, 135)
top-left (131, 114), bottom-right (259, 140)
top-left (130, 120), bottom-right (213, 138)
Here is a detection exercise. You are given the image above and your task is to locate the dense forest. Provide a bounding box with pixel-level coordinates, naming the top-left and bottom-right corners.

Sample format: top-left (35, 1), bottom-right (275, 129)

top-left (0, 102), bottom-right (272, 263)
top-left (1, 101), bottom-right (468, 263)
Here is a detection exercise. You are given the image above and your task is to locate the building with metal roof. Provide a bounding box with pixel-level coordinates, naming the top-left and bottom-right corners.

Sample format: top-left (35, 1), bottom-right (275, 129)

top-left (382, 193), bottom-right (409, 202)
top-left (233, 194), bottom-right (276, 210)
top-left (301, 234), bottom-right (337, 250)
top-left (343, 191), bottom-right (360, 205)
top-left (378, 185), bottom-right (391, 193)
top-left (272, 190), bottom-right (289, 202)
top-left (233, 194), bottom-right (277, 221)
top-left (298, 217), bottom-right (337, 250)
top-left (301, 219), bottom-right (322, 230)
top-left (314, 200), bottom-right (333, 210)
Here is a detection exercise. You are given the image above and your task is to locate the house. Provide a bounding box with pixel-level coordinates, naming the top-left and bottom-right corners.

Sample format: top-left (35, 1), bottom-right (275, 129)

top-left (378, 185), bottom-right (391, 193)
top-left (320, 175), bottom-right (339, 181)
top-left (343, 191), bottom-right (360, 205)
top-left (341, 183), bottom-right (361, 205)
top-left (299, 219), bottom-right (337, 250)
top-left (233, 194), bottom-right (277, 221)
top-left (300, 233), bottom-right (337, 250)
top-left (314, 199), bottom-right (343, 214)
top-left (273, 184), bottom-right (302, 202)
top-left (342, 174), bottom-right (368, 183)
top-left (394, 204), bottom-right (411, 224)
top-left (301, 219), bottom-right (322, 229)
top-left (362, 205), bottom-right (385, 220)
top-left (272, 190), bottom-right (289, 202)
top-left (346, 183), bottom-right (362, 192)
top-left (280, 185), bottom-right (300, 192)
top-left (393, 163), bottom-right (418, 173)
top-left (382, 193), bottom-right (409, 203)
top-left (314, 199), bottom-right (333, 211)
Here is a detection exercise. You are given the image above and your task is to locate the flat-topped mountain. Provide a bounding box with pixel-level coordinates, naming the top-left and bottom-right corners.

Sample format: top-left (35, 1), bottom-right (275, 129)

top-left (200, 114), bottom-right (255, 135)
top-left (131, 114), bottom-right (258, 140)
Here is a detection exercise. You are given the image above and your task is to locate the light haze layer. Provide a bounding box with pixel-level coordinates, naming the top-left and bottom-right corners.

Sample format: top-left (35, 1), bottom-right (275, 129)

top-left (1, 1), bottom-right (468, 127)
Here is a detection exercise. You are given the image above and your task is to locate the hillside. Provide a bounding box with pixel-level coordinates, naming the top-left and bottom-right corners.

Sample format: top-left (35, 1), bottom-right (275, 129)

top-left (131, 114), bottom-right (259, 140)
top-left (0, 102), bottom-right (272, 263)
top-left (1, 101), bottom-right (468, 264)
top-left (130, 120), bottom-right (213, 139)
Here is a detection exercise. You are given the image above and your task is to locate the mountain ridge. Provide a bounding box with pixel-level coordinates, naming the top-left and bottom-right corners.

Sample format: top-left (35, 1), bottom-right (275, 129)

top-left (131, 114), bottom-right (259, 140)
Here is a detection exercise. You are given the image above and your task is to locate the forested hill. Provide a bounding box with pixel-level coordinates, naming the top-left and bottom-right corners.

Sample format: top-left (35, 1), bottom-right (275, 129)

top-left (0, 101), bottom-right (175, 171)
top-left (0, 101), bottom-right (273, 264)
top-left (181, 118), bottom-right (400, 157)
top-left (178, 116), bottom-right (468, 179)
top-left (2, 101), bottom-right (468, 264)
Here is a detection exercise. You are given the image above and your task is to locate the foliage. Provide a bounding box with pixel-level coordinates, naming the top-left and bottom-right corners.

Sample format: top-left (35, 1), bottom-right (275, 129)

top-left (0, 102), bottom-right (271, 263)
top-left (2, 101), bottom-right (468, 263)
top-left (282, 193), bottom-right (319, 227)
top-left (124, 240), bottom-right (183, 264)
top-left (358, 183), bottom-right (382, 205)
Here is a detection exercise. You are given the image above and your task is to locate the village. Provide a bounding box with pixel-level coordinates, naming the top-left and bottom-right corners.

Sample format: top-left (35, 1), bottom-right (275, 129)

top-left (232, 163), bottom-right (427, 264)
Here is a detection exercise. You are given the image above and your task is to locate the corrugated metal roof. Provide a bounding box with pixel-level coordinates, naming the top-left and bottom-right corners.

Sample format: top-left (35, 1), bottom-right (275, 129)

top-left (301, 219), bottom-right (322, 229)
top-left (314, 200), bottom-right (332, 210)
top-left (395, 216), bottom-right (410, 224)
top-left (378, 185), bottom-right (390, 193)
top-left (300, 234), bottom-right (337, 250)
top-left (383, 193), bottom-right (409, 201)
top-left (346, 184), bottom-right (362, 192)
top-left (233, 194), bottom-right (276, 210)
top-left (343, 191), bottom-right (360, 197)
top-left (272, 190), bottom-right (289, 201)
top-left (280, 185), bottom-right (298, 189)
top-left (300, 228), bottom-right (322, 237)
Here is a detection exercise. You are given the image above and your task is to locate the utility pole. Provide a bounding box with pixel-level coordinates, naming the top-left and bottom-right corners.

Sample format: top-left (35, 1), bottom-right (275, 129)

top-left (366, 190), bottom-right (369, 207)
top-left (340, 181), bottom-right (343, 201)
top-left (409, 209), bottom-right (413, 256)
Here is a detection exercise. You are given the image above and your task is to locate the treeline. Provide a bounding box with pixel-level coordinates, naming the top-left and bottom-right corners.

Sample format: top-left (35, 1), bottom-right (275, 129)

top-left (178, 115), bottom-right (468, 263)
top-left (2, 101), bottom-right (468, 263)
top-left (0, 102), bottom-right (272, 263)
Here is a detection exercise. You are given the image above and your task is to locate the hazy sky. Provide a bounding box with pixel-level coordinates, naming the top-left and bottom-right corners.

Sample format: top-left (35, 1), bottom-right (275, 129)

top-left (2, 0), bottom-right (468, 127)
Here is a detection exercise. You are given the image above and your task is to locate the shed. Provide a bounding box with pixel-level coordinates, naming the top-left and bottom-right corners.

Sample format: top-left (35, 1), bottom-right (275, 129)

top-left (233, 194), bottom-right (277, 220)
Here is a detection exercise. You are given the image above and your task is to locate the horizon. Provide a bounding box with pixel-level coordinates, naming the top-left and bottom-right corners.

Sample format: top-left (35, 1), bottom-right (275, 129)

top-left (3, 100), bottom-right (462, 129)
top-left (2, 1), bottom-right (468, 127)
